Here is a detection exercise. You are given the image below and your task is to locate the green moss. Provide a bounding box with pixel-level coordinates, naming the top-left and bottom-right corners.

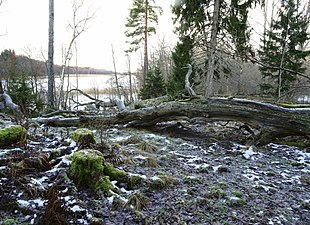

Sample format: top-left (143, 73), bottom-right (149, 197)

top-left (72, 128), bottom-right (96, 144)
top-left (232, 191), bottom-right (243, 198)
top-left (71, 149), bottom-right (104, 187)
top-left (278, 103), bottom-right (310, 108)
top-left (149, 173), bottom-right (179, 191)
top-left (279, 140), bottom-right (307, 148)
top-left (209, 186), bottom-right (226, 198)
top-left (127, 175), bottom-right (145, 189)
top-left (158, 174), bottom-right (179, 186)
top-left (227, 196), bottom-right (246, 207)
top-left (184, 175), bottom-right (203, 184)
top-left (149, 177), bottom-right (166, 190)
top-left (0, 125), bottom-right (27, 147)
top-left (103, 162), bottom-right (127, 180)
top-left (290, 161), bottom-right (302, 167)
top-left (217, 182), bottom-right (228, 189)
top-left (95, 176), bottom-right (114, 195)
top-left (3, 219), bottom-right (17, 225)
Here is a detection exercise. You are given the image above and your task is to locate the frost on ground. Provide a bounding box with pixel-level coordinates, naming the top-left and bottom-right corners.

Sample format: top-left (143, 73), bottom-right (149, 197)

top-left (0, 123), bottom-right (309, 224)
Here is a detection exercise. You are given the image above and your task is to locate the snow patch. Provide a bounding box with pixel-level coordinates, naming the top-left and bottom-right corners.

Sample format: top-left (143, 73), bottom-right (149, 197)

top-left (71, 205), bottom-right (85, 212)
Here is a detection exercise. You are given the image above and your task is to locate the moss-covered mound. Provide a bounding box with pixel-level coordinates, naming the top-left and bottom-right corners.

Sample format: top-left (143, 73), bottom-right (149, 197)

top-left (104, 162), bottom-right (127, 180)
top-left (71, 149), bottom-right (127, 195)
top-left (71, 149), bottom-right (104, 187)
top-left (0, 125), bottom-right (27, 148)
top-left (72, 128), bottom-right (96, 145)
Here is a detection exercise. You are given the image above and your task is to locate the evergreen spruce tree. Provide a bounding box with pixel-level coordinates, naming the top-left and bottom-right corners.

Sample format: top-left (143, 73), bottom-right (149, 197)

top-left (139, 67), bottom-right (166, 100)
top-left (7, 73), bottom-right (40, 117)
top-left (259, 0), bottom-right (310, 97)
top-left (172, 0), bottom-right (263, 97)
top-left (167, 36), bottom-right (194, 97)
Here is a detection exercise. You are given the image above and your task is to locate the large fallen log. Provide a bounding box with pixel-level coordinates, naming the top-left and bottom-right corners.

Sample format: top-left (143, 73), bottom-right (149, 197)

top-left (33, 97), bottom-right (310, 145)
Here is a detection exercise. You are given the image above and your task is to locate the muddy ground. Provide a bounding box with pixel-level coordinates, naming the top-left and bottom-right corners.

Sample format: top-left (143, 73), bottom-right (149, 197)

top-left (0, 120), bottom-right (309, 225)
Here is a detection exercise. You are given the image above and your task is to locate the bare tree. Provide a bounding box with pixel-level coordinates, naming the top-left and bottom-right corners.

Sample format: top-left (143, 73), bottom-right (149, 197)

top-left (126, 54), bottom-right (134, 104)
top-left (111, 44), bottom-right (121, 99)
top-left (57, 0), bottom-right (95, 109)
top-left (47, 0), bottom-right (55, 107)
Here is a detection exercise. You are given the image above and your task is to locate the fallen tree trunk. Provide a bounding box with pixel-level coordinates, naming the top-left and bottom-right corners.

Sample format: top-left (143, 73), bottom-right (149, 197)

top-left (33, 97), bottom-right (310, 145)
top-left (0, 93), bottom-right (22, 120)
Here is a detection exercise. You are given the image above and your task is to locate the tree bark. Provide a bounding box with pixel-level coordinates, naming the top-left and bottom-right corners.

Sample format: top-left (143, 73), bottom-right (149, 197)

top-left (185, 64), bottom-right (196, 96)
top-left (33, 97), bottom-right (310, 146)
top-left (143, 0), bottom-right (149, 85)
top-left (205, 0), bottom-right (220, 97)
top-left (47, 0), bottom-right (55, 107)
top-left (0, 93), bottom-right (22, 119)
top-left (111, 44), bottom-right (121, 99)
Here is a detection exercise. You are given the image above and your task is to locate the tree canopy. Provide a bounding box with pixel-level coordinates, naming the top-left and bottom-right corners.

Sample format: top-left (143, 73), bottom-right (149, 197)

top-left (125, 0), bottom-right (162, 84)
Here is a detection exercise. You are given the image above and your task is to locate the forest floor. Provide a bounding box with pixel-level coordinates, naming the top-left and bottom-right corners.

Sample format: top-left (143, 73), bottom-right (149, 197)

top-left (0, 120), bottom-right (309, 225)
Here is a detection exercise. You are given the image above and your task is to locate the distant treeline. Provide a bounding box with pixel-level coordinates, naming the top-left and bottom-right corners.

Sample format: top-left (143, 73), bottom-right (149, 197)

top-left (0, 51), bottom-right (114, 78)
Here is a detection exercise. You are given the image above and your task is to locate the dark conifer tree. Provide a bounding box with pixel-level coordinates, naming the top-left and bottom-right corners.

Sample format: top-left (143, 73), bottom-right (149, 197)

top-left (259, 0), bottom-right (310, 97)
top-left (139, 67), bottom-right (166, 100)
top-left (167, 36), bottom-right (194, 97)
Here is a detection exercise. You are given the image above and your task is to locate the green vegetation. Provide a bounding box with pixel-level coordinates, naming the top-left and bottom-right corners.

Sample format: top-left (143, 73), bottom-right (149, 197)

top-left (139, 67), bottom-right (166, 100)
top-left (71, 149), bottom-right (128, 195)
top-left (7, 73), bottom-right (44, 117)
top-left (72, 128), bottom-right (96, 145)
top-left (124, 192), bottom-right (148, 211)
top-left (2, 219), bottom-right (18, 225)
top-left (167, 36), bottom-right (194, 97)
top-left (184, 175), bottom-right (203, 185)
top-left (149, 173), bottom-right (179, 190)
top-left (0, 125), bottom-right (27, 148)
top-left (125, 0), bottom-right (162, 82)
top-left (227, 196), bottom-right (247, 207)
top-left (127, 175), bottom-right (145, 189)
top-left (104, 162), bottom-right (127, 181)
top-left (209, 186), bottom-right (226, 198)
top-left (259, 0), bottom-right (310, 97)
top-left (71, 149), bottom-right (104, 187)
top-left (95, 176), bottom-right (114, 195)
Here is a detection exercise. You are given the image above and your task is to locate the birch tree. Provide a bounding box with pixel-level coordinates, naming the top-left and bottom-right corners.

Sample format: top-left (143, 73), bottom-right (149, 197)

top-left (47, 0), bottom-right (54, 107)
top-left (57, 0), bottom-right (95, 109)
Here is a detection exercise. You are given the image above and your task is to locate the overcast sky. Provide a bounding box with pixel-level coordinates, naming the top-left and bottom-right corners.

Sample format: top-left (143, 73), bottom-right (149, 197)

top-left (0, 0), bottom-right (178, 72)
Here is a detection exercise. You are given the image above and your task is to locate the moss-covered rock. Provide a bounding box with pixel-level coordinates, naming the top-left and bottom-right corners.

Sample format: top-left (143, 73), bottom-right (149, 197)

top-left (72, 128), bottom-right (96, 145)
top-left (0, 125), bottom-right (27, 147)
top-left (104, 162), bottom-right (127, 181)
top-left (71, 149), bottom-right (104, 187)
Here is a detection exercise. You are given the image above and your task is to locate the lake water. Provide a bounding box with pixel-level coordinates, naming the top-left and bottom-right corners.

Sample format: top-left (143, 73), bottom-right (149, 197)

top-left (39, 73), bottom-right (138, 108)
